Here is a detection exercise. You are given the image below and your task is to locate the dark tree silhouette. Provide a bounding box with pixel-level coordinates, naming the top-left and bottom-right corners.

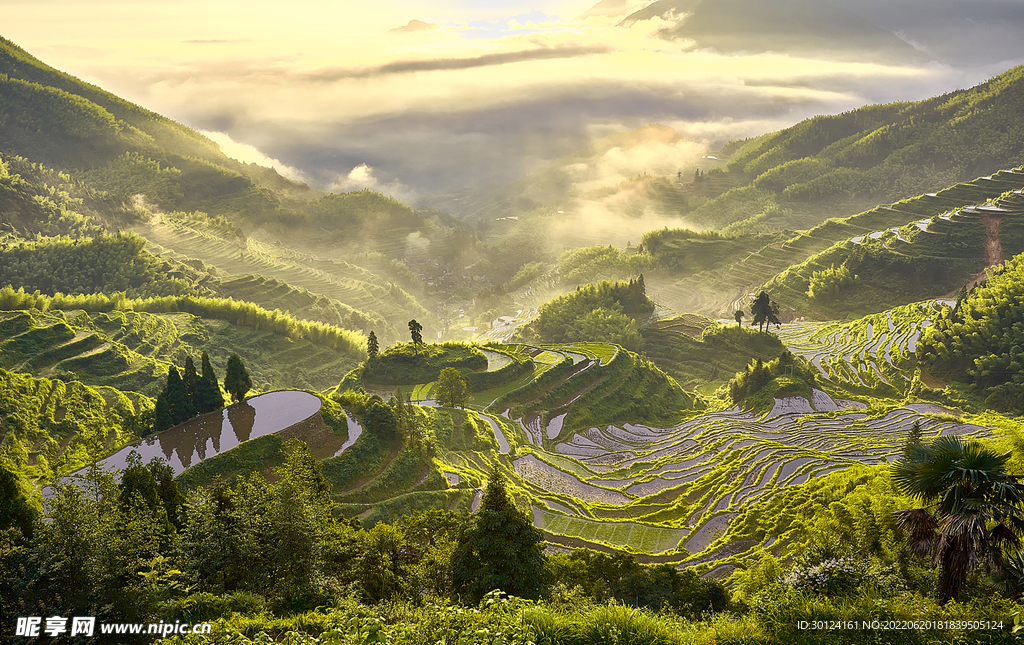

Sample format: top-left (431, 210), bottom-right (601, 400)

top-left (199, 352), bottom-right (224, 413)
top-left (224, 354), bottom-right (253, 403)
top-left (165, 367), bottom-right (195, 425)
top-left (408, 319), bottom-right (423, 347)
top-left (750, 291), bottom-right (781, 333)
top-left (734, 309), bottom-right (745, 329)
top-left (367, 331), bottom-right (379, 360)
top-left (452, 468), bottom-right (547, 602)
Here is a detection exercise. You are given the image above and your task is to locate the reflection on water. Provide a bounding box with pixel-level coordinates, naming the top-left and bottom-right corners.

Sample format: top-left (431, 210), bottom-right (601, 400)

top-left (72, 390), bottom-right (322, 477)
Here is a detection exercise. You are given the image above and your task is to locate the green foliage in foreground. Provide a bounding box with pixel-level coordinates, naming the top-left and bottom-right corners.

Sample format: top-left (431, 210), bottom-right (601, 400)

top-left (894, 436), bottom-right (1024, 605)
top-left (155, 592), bottom-right (1022, 645)
top-left (453, 469), bottom-right (547, 602)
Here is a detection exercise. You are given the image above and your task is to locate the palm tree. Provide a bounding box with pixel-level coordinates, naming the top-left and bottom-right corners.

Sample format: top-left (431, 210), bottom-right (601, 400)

top-left (892, 436), bottom-right (1024, 604)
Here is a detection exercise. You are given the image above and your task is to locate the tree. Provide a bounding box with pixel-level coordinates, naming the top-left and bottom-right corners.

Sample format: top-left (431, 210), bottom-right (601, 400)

top-left (750, 291), bottom-right (781, 333)
top-left (0, 458), bottom-right (40, 540)
top-left (408, 319), bottom-right (423, 347)
top-left (199, 352), bottom-right (224, 413)
top-left (452, 468), bottom-right (547, 602)
top-left (734, 309), bottom-right (745, 329)
top-left (224, 354), bottom-right (252, 403)
top-left (367, 331), bottom-right (379, 360)
top-left (153, 391), bottom-right (173, 433)
top-left (183, 356), bottom-right (201, 406)
top-left (165, 367), bottom-right (195, 425)
top-left (363, 396), bottom-right (399, 441)
top-left (436, 367), bottom-right (469, 408)
top-left (892, 436), bottom-right (1024, 604)
top-left (903, 421), bottom-right (923, 459)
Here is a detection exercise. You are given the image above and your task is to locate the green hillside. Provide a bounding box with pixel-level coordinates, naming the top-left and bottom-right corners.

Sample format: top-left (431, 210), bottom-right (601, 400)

top-left (641, 167), bottom-right (1024, 317)
top-left (705, 65), bottom-right (1024, 228)
top-left (763, 183), bottom-right (1024, 318)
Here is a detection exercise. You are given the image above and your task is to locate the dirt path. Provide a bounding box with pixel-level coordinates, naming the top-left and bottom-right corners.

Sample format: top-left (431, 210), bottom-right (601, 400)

top-left (966, 213), bottom-right (1005, 288)
top-left (981, 213), bottom-right (1005, 266)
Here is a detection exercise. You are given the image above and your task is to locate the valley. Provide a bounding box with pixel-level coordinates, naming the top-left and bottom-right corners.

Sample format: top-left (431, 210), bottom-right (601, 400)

top-left (2, 23), bottom-right (1024, 645)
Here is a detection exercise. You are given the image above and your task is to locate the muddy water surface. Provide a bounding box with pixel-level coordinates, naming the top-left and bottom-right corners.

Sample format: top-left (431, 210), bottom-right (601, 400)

top-left (77, 390), bottom-right (322, 476)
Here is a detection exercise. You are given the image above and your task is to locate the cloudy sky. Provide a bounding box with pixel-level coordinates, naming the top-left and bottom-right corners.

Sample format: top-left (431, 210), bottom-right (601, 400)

top-left (4, 0), bottom-right (1023, 204)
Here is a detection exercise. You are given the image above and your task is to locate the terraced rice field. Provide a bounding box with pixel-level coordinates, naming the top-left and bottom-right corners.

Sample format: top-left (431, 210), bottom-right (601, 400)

top-left (415, 319), bottom-right (998, 567)
top-left (515, 389), bottom-right (992, 564)
top-left (137, 216), bottom-right (430, 326)
top-left (646, 169), bottom-right (1024, 318)
top-left (0, 309), bottom-right (359, 396)
top-left (774, 301), bottom-right (940, 390)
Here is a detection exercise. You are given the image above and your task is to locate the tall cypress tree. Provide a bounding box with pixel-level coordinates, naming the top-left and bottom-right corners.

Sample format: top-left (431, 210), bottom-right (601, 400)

top-left (165, 367), bottom-right (195, 425)
top-left (199, 352), bottom-right (224, 413)
top-left (183, 355), bottom-right (201, 410)
top-left (224, 354), bottom-right (252, 403)
top-left (153, 391), bottom-right (173, 433)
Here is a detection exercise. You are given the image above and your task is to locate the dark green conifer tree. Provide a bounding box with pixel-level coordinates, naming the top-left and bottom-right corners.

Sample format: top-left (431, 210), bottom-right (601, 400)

top-left (153, 391), bottom-right (173, 433)
top-left (183, 355), bottom-right (201, 409)
top-left (408, 319), bottom-right (423, 347)
top-left (452, 468), bottom-right (547, 601)
top-left (165, 366), bottom-right (195, 425)
top-left (224, 354), bottom-right (253, 403)
top-left (367, 331), bottom-right (379, 360)
top-left (199, 352), bottom-right (224, 413)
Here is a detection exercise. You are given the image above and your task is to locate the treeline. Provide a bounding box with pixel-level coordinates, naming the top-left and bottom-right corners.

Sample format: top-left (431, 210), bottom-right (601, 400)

top-left (214, 273), bottom-right (388, 336)
top-left (556, 245), bottom-right (651, 286)
top-left (307, 190), bottom-right (426, 232)
top-left (519, 278), bottom-right (653, 350)
top-left (0, 445), bottom-right (729, 642)
top-left (0, 287), bottom-right (367, 359)
top-left (152, 354), bottom-right (225, 433)
top-left (806, 264), bottom-right (857, 302)
top-left (919, 252), bottom-right (1024, 412)
top-left (0, 152), bottom-right (115, 239)
top-left (360, 342), bottom-right (487, 385)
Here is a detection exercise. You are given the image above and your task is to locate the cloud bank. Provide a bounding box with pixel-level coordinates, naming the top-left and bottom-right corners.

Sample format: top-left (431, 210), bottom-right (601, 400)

top-left (4, 0), bottom-right (1022, 209)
